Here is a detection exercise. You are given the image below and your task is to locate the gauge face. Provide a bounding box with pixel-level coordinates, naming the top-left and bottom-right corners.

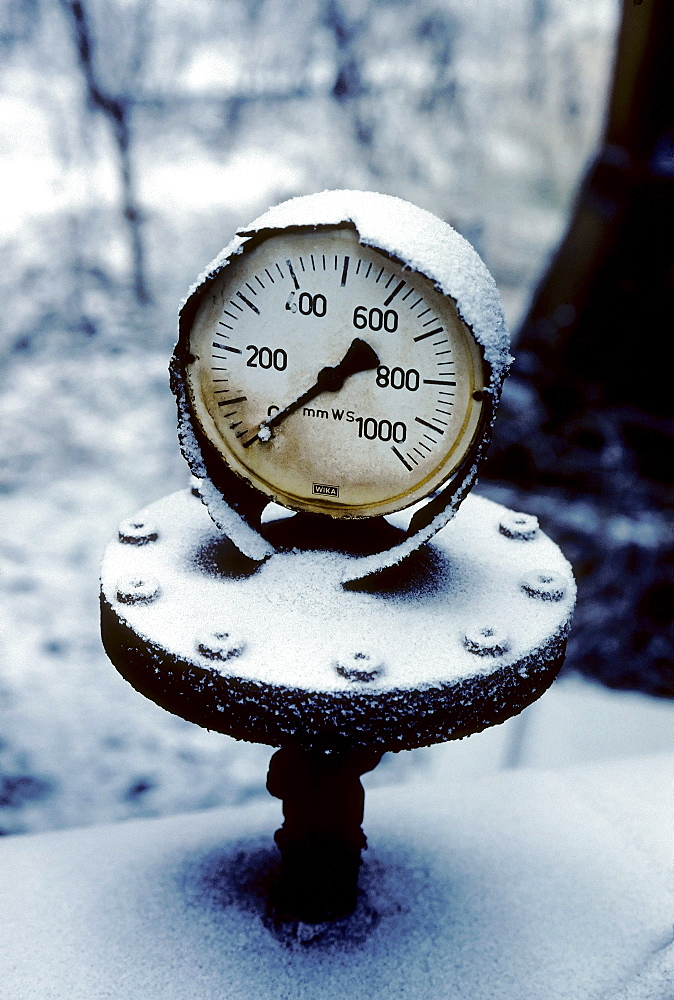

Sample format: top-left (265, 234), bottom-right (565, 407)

top-left (185, 226), bottom-right (486, 518)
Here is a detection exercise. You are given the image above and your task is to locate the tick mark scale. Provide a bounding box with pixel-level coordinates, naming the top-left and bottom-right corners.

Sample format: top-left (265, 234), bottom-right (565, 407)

top-left (340, 256), bottom-right (350, 287)
top-left (416, 416), bottom-right (445, 435)
top-left (414, 327), bottom-right (443, 343)
top-left (237, 292), bottom-right (260, 314)
top-left (392, 446), bottom-right (413, 471)
top-left (286, 260), bottom-right (300, 290)
top-left (384, 280), bottom-right (405, 306)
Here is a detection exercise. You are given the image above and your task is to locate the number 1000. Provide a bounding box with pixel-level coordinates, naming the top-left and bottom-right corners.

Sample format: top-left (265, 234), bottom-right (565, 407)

top-left (355, 417), bottom-right (406, 443)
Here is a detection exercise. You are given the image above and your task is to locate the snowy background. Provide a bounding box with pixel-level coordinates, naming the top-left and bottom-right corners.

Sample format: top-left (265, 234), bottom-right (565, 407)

top-left (4, 0), bottom-right (666, 840)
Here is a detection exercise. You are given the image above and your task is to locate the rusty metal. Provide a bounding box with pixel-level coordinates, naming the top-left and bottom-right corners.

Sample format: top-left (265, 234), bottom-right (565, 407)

top-left (266, 747), bottom-right (382, 923)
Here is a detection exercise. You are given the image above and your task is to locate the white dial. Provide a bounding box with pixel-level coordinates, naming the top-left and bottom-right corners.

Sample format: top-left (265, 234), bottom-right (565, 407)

top-left (185, 226), bottom-right (486, 519)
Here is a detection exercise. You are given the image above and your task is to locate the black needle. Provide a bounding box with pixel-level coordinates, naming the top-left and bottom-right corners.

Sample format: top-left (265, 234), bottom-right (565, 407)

top-left (256, 337), bottom-right (380, 438)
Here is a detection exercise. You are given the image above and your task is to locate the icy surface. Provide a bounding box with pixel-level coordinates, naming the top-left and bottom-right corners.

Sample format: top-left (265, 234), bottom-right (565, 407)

top-left (0, 752), bottom-right (671, 1000)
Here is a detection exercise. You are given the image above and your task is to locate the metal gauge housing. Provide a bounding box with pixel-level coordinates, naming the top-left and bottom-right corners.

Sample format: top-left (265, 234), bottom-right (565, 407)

top-left (172, 190), bottom-right (510, 572)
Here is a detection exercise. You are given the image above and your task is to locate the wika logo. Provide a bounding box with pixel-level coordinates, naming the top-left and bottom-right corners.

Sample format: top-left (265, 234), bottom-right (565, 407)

top-left (313, 483), bottom-right (339, 497)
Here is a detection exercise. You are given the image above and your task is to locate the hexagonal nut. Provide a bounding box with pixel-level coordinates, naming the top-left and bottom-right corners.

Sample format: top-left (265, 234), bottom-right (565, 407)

top-left (118, 518), bottom-right (159, 545)
top-left (463, 625), bottom-right (510, 657)
top-left (116, 575), bottom-right (160, 605)
top-left (499, 512), bottom-right (539, 541)
top-left (521, 570), bottom-right (566, 602)
top-left (335, 652), bottom-right (384, 683)
top-left (197, 631), bottom-right (245, 662)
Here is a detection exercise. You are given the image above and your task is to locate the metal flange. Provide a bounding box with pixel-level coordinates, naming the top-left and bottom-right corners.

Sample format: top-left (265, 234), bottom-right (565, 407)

top-left (100, 489), bottom-right (575, 753)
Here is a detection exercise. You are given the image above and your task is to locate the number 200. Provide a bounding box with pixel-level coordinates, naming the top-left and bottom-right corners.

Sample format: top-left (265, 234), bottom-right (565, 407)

top-left (246, 344), bottom-right (287, 370)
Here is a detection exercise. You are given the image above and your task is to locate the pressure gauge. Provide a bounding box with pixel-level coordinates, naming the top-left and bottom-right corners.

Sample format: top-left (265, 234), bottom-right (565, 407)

top-left (172, 191), bottom-right (510, 574)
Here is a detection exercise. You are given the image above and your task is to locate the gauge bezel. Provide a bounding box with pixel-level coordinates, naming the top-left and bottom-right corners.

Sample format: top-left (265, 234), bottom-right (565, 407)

top-left (171, 192), bottom-right (508, 578)
top-left (183, 227), bottom-right (488, 521)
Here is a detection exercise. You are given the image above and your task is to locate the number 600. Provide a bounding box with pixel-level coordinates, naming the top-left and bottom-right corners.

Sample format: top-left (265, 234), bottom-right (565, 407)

top-left (353, 305), bottom-right (399, 333)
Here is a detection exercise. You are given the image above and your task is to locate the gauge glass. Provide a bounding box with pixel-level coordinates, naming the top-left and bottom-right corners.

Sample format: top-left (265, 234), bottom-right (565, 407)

top-left (186, 227), bottom-right (485, 518)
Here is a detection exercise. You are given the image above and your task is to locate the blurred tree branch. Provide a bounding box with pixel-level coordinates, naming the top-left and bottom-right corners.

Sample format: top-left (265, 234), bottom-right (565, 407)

top-left (59, 0), bottom-right (150, 303)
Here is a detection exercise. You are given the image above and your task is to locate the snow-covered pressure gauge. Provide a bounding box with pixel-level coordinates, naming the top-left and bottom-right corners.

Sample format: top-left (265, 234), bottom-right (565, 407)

top-left (101, 191), bottom-right (575, 925)
top-left (172, 190), bottom-right (510, 575)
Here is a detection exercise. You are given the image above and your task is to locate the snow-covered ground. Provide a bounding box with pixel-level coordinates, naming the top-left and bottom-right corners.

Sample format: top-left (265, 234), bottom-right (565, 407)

top-left (1, 671), bottom-right (673, 996)
top-left (1, 739), bottom-right (671, 999)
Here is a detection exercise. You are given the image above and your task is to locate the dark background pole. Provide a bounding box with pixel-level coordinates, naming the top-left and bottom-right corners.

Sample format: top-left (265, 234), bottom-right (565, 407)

top-left (483, 0), bottom-right (674, 699)
top-left (487, 0), bottom-right (674, 496)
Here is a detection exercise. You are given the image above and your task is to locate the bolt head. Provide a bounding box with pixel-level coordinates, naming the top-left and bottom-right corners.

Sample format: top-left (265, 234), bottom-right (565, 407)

top-left (197, 631), bottom-right (245, 661)
top-left (463, 625), bottom-right (510, 657)
top-left (521, 570), bottom-right (566, 602)
top-left (499, 512), bottom-right (539, 541)
top-left (335, 651), bottom-right (384, 683)
top-left (118, 518), bottom-right (159, 545)
top-left (116, 576), bottom-right (160, 604)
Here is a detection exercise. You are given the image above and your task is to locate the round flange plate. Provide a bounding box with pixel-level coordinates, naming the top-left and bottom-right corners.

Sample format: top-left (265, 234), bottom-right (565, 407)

top-left (100, 490), bottom-right (575, 752)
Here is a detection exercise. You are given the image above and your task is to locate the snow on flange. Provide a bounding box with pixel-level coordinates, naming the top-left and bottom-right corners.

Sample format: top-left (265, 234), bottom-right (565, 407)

top-left (174, 191), bottom-right (511, 578)
top-left (100, 490), bottom-right (574, 751)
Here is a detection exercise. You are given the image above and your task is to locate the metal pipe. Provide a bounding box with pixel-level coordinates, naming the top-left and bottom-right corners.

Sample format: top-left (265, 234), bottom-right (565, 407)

top-left (266, 747), bottom-right (382, 923)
